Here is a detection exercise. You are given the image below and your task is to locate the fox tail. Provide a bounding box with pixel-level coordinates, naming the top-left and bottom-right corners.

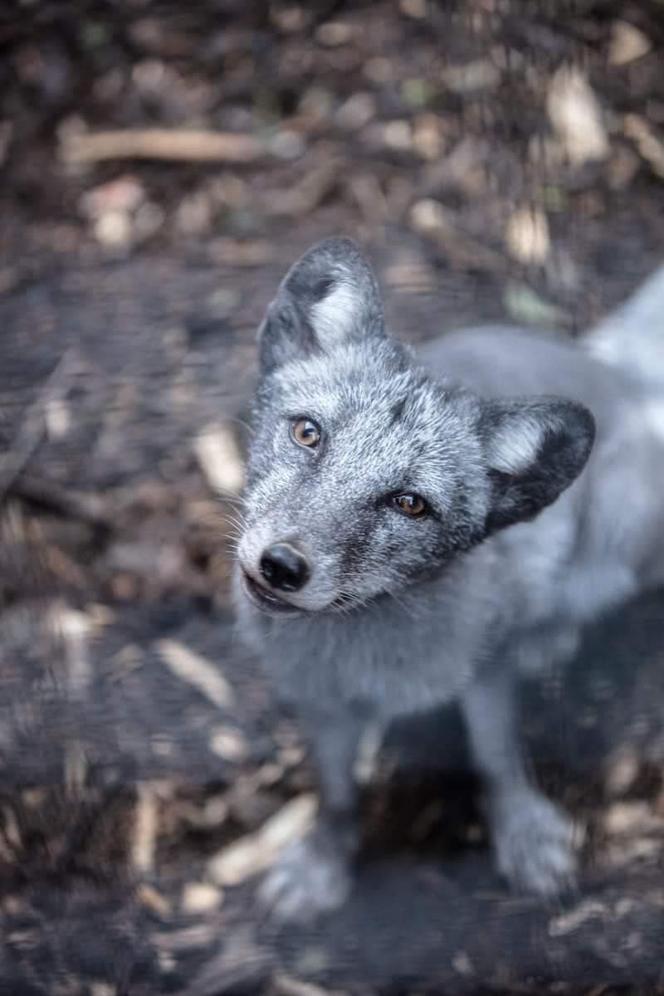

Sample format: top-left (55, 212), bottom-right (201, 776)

top-left (585, 263), bottom-right (664, 391)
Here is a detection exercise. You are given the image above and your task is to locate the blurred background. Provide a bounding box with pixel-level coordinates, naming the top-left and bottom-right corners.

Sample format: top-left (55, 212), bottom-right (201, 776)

top-left (1, 2), bottom-right (664, 994)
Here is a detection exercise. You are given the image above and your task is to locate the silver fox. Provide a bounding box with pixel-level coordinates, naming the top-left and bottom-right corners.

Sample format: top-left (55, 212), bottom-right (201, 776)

top-left (234, 238), bottom-right (664, 920)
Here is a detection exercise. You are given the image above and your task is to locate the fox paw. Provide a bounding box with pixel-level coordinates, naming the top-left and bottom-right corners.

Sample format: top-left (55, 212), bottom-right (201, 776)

top-left (259, 833), bottom-right (351, 922)
top-left (492, 789), bottom-right (577, 897)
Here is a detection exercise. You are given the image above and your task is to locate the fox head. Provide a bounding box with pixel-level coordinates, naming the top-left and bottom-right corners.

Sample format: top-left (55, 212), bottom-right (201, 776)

top-left (236, 238), bottom-right (595, 615)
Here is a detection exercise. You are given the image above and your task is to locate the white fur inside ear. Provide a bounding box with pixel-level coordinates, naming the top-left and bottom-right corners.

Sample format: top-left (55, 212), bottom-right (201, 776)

top-left (488, 416), bottom-right (543, 474)
top-left (310, 279), bottom-right (360, 347)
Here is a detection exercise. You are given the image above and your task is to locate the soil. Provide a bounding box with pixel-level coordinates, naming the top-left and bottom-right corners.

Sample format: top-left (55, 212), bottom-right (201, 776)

top-left (1, 2), bottom-right (664, 994)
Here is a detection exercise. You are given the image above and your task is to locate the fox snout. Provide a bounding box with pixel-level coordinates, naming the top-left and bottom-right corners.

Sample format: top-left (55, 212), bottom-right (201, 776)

top-left (238, 530), bottom-right (327, 615)
top-left (259, 542), bottom-right (310, 592)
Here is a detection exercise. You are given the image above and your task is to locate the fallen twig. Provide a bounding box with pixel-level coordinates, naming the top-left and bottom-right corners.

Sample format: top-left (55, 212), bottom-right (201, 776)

top-left (624, 114), bottom-right (664, 180)
top-left (132, 783), bottom-right (160, 874)
top-left (156, 639), bottom-right (235, 710)
top-left (0, 350), bottom-right (78, 501)
top-left (181, 927), bottom-right (273, 996)
top-left (410, 199), bottom-right (507, 273)
top-left (10, 472), bottom-right (111, 529)
top-left (207, 794), bottom-right (317, 885)
top-left (263, 159), bottom-right (340, 217)
top-left (60, 128), bottom-right (267, 165)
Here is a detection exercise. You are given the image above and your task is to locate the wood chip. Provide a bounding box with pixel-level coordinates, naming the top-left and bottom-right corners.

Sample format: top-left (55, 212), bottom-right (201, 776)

top-left (547, 66), bottom-right (609, 166)
top-left (609, 21), bottom-right (651, 66)
top-left (335, 93), bottom-right (375, 130)
top-left (137, 882), bottom-right (172, 918)
top-left (1, 805), bottom-right (22, 849)
top-left (273, 972), bottom-right (346, 996)
top-left (194, 422), bottom-right (245, 496)
top-left (132, 783), bottom-right (160, 874)
top-left (50, 605), bottom-right (93, 694)
top-left (64, 740), bottom-right (88, 796)
top-left (208, 794), bottom-right (317, 885)
top-left (549, 899), bottom-right (608, 936)
top-left (604, 801), bottom-right (662, 835)
top-left (604, 747), bottom-right (640, 796)
top-left (208, 238), bottom-right (273, 267)
top-left (443, 59), bottom-right (501, 94)
top-left (316, 21), bottom-right (353, 46)
top-left (157, 639), bottom-right (235, 709)
top-left (154, 923), bottom-right (218, 952)
top-left (209, 725), bottom-right (249, 762)
top-left (90, 984), bottom-right (117, 996)
top-left (505, 206), bottom-right (550, 265)
top-left (181, 882), bottom-right (223, 915)
top-left (400, 0), bottom-right (427, 18)
top-left (451, 951), bottom-right (474, 976)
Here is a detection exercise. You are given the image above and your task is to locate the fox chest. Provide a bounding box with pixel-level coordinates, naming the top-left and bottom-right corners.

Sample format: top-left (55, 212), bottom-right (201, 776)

top-left (260, 610), bottom-right (478, 720)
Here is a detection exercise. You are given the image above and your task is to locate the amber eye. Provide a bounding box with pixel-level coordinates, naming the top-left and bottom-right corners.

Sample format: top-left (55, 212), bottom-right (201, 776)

top-left (290, 417), bottom-right (321, 449)
top-left (392, 493), bottom-right (428, 518)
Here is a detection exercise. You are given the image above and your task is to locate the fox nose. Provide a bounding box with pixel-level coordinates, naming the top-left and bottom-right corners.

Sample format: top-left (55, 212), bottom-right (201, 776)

top-left (259, 543), bottom-right (310, 592)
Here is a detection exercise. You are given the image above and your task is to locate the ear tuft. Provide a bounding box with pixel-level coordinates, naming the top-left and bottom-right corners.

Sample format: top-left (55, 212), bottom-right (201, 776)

top-left (480, 397), bottom-right (595, 533)
top-left (259, 237), bottom-right (385, 373)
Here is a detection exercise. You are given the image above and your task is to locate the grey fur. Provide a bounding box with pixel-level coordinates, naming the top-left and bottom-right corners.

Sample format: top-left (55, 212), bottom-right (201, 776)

top-left (234, 238), bottom-right (664, 919)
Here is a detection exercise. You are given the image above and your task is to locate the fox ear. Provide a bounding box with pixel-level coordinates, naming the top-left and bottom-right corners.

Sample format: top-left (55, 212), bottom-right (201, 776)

top-left (259, 237), bottom-right (385, 373)
top-left (479, 396), bottom-right (595, 533)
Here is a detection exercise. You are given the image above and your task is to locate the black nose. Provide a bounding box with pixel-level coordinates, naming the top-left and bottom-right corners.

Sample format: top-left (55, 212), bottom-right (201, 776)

top-left (259, 543), bottom-right (310, 592)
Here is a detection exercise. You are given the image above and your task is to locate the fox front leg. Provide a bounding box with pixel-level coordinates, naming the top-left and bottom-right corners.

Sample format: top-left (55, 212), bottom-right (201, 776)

top-left (460, 665), bottom-right (577, 896)
top-left (260, 704), bottom-right (368, 921)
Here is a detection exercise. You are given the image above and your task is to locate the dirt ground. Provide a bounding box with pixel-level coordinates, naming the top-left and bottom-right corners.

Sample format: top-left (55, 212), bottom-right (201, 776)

top-left (1, 2), bottom-right (664, 994)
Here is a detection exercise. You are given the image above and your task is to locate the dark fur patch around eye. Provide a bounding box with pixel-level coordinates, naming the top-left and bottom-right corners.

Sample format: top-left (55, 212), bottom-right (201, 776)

top-left (311, 276), bottom-right (336, 302)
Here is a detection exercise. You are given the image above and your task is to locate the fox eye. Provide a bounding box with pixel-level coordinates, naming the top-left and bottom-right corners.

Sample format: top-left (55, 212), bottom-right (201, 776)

top-left (392, 493), bottom-right (428, 518)
top-left (290, 417), bottom-right (321, 449)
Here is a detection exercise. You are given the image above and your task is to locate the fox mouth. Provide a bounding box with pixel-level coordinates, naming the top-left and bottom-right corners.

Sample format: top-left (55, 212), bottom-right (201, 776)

top-left (241, 570), bottom-right (303, 615)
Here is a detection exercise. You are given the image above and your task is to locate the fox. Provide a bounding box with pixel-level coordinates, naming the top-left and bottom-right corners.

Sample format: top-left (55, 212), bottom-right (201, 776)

top-left (234, 237), bottom-right (664, 920)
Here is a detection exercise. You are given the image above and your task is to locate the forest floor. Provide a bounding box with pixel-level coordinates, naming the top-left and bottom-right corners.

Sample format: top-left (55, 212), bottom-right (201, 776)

top-left (1, 2), bottom-right (664, 993)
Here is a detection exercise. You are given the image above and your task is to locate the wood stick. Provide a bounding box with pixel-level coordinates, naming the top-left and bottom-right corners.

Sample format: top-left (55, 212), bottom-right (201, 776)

top-left (0, 350), bottom-right (77, 501)
top-left (60, 128), bottom-right (267, 165)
